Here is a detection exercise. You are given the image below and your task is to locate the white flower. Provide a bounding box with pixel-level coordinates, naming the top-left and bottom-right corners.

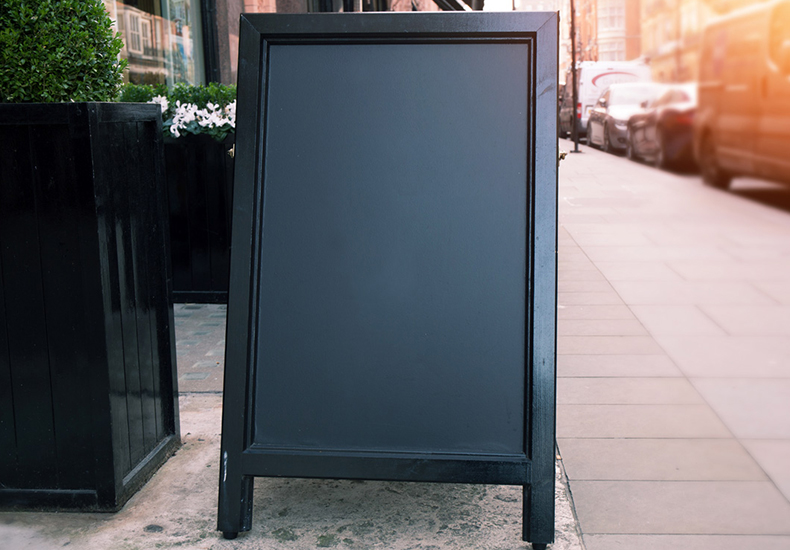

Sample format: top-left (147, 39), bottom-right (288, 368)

top-left (148, 95), bottom-right (169, 114)
top-left (171, 101), bottom-right (199, 133)
top-left (225, 101), bottom-right (236, 128)
top-left (166, 99), bottom-right (236, 137)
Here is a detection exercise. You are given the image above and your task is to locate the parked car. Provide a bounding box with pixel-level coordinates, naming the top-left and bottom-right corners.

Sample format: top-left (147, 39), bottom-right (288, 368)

top-left (559, 60), bottom-right (652, 139)
top-left (626, 83), bottom-right (697, 169)
top-left (694, 0), bottom-right (790, 189)
top-left (587, 82), bottom-right (666, 153)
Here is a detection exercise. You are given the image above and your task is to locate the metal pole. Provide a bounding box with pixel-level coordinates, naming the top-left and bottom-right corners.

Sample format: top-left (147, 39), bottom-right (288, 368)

top-left (570, 0), bottom-right (580, 152)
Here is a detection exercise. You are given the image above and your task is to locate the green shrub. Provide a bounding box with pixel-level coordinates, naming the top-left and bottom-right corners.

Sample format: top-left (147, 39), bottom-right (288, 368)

top-left (119, 82), bottom-right (237, 111)
top-left (0, 0), bottom-right (127, 102)
top-left (166, 83), bottom-right (237, 111)
top-left (117, 84), bottom-right (168, 104)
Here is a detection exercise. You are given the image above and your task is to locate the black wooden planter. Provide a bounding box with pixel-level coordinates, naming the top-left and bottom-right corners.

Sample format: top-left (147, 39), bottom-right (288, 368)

top-left (218, 12), bottom-right (558, 548)
top-left (0, 103), bottom-right (180, 511)
top-left (165, 133), bottom-right (234, 304)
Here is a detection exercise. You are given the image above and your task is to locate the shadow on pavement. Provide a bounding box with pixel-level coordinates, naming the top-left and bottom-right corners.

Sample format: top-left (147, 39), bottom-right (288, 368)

top-left (729, 178), bottom-right (790, 214)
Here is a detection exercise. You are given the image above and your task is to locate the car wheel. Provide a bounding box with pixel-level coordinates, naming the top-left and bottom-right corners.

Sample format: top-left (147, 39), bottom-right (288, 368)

top-left (700, 133), bottom-right (731, 189)
top-left (654, 129), bottom-right (670, 170)
top-left (603, 124), bottom-right (613, 153)
top-left (592, 122), bottom-right (603, 149)
top-left (626, 131), bottom-right (636, 161)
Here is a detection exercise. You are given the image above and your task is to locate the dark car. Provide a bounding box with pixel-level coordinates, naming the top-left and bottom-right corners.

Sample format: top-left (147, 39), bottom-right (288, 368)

top-left (695, 0), bottom-right (790, 189)
top-left (587, 82), bottom-right (666, 153)
top-left (626, 84), bottom-right (697, 169)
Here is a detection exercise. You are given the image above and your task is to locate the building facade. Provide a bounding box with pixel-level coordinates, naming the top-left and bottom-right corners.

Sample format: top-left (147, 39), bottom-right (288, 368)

top-left (597, 0), bottom-right (641, 61)
top-left (556, 0), bottom-right (642, 82)
top-left (575, 0), bottom-right (599, 61)
top-left (640, 0), bottom-right (716, 81)
top-left (103, 0), bottom-right (245, 86)
top-left (640, 0), bottom-right (765, 82)
top-left (517, 0), bottom-right (571, 75)
top-left (103, 0), bottom-right (207, 86)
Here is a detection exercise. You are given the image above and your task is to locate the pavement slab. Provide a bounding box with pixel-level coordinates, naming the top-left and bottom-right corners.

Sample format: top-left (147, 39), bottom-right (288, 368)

top-left (655, 335), bottom-right (790, 378)
top-left (627, 305), bottom-right (727, 336)
top-left (571, 481), bottom-right (790, 535)
top-left (557, 404), bottom-right (732, 439)
top-left (700, 305), bottom-right (790, 336)
top-left (691, 379), bottom-right (790, 439)
top-left (557, 377), bottom-right (704, 405)
top-left (557, 354), bottom-right (682, 378)
top-left (556, 439), bottom-right (767, 481)
top-left (557, 140), bottom-right (790, 550)
top-left (583, 534), bottom-right (790, 550)
top-left (741, 440), bottom-right (790, 501)
top-left (557, 319), bottom-right (648, 336)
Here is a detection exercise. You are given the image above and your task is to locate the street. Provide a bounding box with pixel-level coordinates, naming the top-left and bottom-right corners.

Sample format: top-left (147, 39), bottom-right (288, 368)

top-left (557, 138), bottom-right (790, 549)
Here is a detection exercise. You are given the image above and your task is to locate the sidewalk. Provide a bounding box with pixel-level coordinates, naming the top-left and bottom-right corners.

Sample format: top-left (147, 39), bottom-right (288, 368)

top-left (0, 303), bottom-right (584, 550)
top-left (4, 140), bottom-right (790, 549)
top-left (556, 140), bottom-right (790, 549)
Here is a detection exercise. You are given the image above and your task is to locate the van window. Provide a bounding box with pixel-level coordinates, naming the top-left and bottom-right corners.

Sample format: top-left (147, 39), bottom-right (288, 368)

top-left (769, 2), bottom-right (790, 73)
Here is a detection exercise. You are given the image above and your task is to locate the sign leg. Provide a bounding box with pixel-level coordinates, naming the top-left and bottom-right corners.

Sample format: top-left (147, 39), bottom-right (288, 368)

top-left (217, 462), bottom-right (254, 538)
top-left (522, 483), bottom-right (554, 548)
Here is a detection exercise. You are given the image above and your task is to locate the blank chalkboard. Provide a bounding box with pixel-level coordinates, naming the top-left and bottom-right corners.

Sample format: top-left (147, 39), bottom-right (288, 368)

top-left (254, 42), bottom-right (528, 454)
top-left (219, 12), bottom-right (557, 548)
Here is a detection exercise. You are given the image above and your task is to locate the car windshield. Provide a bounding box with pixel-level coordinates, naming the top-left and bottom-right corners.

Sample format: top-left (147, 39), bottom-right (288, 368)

top-left (609, 85), bottom-right (661, 106)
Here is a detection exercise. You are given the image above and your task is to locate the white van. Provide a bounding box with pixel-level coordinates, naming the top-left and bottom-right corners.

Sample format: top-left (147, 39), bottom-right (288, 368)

top-left (560, 60), bottom-right (652, 138)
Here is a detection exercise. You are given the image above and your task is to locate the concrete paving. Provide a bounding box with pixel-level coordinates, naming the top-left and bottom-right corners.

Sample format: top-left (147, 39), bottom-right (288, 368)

top-left (557, 139), bottom-right (790, 549)
top-left (0, 304), bottom-right (583, 550)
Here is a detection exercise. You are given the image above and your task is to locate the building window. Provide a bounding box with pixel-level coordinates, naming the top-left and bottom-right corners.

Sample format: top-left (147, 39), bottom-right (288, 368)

top-left (598, 0), bottom-right (624, 31)
top-left (681, 2), bottom-right (698, 35)
top-left (105, 0), bottom-right (206, 86)
top-left (599, 41), bottom-right (625, 61)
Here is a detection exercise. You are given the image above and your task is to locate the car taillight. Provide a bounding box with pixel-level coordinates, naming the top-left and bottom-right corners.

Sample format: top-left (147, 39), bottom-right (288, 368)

top-left (675, 112), bottom-right (694, 125)
top-left (576, 102), bottom-right (582, 119)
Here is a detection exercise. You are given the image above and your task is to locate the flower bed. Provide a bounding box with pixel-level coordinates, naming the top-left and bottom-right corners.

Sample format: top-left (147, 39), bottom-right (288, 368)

top-left (120, 83), bottom-right (237, 303)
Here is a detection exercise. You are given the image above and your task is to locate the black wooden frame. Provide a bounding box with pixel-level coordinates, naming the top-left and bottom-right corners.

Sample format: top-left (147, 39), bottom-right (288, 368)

top-left (218, 12), bottom-right (558, 547)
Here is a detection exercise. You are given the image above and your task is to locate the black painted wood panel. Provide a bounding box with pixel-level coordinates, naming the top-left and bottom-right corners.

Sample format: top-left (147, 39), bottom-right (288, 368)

top-left (0, 148), bottom-right (18, 488)
top-left (167, 139), bottom-right (192, 295)
top-left (148, 119), bottom-right (180, 442)
top-left (93, 114), bottom-right (134, 484)
top-left (0, 124), bottom-right (59, 490)
top-left (0, 102), bottom-right (180, 511)
top-left (32, 123), bottom-right (95, 490)
top-left (131, 121), bottom-right (160, 457)
top-left (164, 134), bottom-right (234, 303)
